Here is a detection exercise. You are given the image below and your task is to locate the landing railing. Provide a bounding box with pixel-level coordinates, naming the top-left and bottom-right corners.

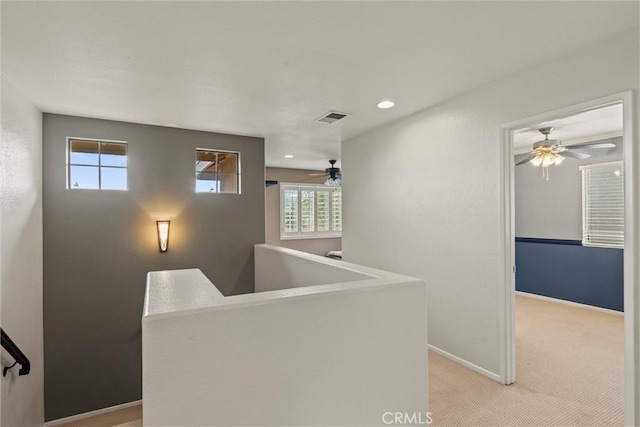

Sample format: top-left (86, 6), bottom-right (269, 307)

top-left (1, 328), bottom-right (31, 377)
top-left (143, 244), bottom-right (428, 426)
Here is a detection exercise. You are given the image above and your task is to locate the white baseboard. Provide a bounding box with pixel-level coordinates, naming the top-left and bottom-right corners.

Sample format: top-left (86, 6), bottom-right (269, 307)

top-left (43, 400), bottom-right (142, 427)
top-left (428, 344), bottom-right (502, 383)
top-left (516, 291), bottom-right (624, 316)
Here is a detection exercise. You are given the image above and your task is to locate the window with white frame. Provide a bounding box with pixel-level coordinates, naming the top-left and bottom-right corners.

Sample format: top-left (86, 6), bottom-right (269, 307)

top-left (280, 184), bottom-right (342, 239)
top-left (67, 138), bottom-right (128, 190)
top-left (195, 149), bottom-right (240, 193)
top-left (580, 161), bottom-right (624, 248)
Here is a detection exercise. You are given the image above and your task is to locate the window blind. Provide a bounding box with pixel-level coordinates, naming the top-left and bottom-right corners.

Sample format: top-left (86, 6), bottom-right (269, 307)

top-left (580, 161), bottom-right (624, 248)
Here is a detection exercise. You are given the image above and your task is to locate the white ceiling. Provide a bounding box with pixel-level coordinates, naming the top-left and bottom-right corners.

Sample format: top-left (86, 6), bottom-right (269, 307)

top-left (513, 103), bottom-right (624, 153)
top-left (2, 2), bottom-right (638, 170)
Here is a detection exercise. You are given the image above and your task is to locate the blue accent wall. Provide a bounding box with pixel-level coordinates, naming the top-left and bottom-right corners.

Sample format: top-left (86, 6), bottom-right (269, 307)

top-left (515, 238), bottom-right (623, 311)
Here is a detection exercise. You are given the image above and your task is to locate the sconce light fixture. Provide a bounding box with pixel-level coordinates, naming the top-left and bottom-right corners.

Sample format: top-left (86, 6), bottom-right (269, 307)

top-left (156, 220), bottom-right (170, 252)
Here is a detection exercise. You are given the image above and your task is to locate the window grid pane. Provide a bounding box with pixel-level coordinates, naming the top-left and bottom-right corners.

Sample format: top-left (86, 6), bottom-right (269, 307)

top-left (100, 167), bottom-right (127, 190)
top-left (218, 173), bottom-right (239, 194)
top-left (70, 165), bottom-right (99, 189)
top-left (197, 171), bottom-right (219, 193)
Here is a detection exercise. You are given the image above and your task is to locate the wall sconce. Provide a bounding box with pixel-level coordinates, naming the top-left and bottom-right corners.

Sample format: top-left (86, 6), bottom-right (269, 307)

top-left (156, 220), bottom-right (170, 252)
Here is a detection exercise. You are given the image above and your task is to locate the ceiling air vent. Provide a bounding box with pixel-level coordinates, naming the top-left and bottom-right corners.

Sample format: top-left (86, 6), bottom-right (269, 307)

top-left (315, 111), bottom-right (350, 124)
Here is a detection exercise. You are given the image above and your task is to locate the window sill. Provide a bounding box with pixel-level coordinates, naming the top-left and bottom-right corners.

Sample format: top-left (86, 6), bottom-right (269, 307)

top-left (582, 242), bottom-right (624, 250)
top-left (280, 235), bottom-right (342, 241)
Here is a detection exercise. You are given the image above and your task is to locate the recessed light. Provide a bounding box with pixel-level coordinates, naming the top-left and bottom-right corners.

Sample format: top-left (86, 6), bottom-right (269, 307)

top-left (284, 154), bottom-right (294, 158)
top-left (377, 100), bottom-right (395, 109)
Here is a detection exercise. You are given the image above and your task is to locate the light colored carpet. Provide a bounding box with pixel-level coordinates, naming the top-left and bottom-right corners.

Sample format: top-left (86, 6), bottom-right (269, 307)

top-left (429, 294), bottom-right (625, 426)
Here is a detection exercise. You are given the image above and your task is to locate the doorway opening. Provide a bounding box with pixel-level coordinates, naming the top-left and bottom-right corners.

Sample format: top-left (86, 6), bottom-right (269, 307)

top-left (499, 92), bottom-right (637, 426)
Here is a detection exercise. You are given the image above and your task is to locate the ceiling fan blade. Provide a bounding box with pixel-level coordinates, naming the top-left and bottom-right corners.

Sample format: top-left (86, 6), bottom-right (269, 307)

top-left (561, 150), bottom-right (591, 160)
top-left (308, 173), bottom-right (328, 176)
top-left (515, 153), bottom-right (536, 166)
top-left (302, 175), bottom-right (327, 182)
top-left (567, 141), bottom-right (616, 149)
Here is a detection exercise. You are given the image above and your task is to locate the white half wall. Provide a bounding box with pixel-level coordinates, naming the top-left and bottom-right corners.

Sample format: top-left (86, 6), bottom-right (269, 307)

top-left (342, 29), bottom-right (639, 379)
top-left (143, 246), bottom-right (428, 426)
top-left (254, 244), bottom-right (373, 292)
top-left (1, 74), bottom-right (44, 426)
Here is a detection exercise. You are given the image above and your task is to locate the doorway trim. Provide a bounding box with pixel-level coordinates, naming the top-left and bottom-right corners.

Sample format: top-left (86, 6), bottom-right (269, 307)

top-left (498, 90), bottom-right (637, 426)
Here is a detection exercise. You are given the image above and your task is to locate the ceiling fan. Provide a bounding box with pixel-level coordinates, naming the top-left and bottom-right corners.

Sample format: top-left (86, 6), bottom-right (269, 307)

top-left (309, 160), bottom-right (342, 186)
top-left (515, 127), bottom-right (615, 178)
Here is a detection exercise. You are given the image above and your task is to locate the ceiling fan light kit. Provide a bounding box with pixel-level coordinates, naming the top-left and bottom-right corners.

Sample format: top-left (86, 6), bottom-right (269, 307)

top-left (324, 159), bottom-right (342, 186)
top-left (308, 160), bottom-right (342, 186)
top-left (529, 127), bottom-right (565, 179)
top-left (325, 176), bottom-right (342, 186)
top-left (515, 126), bottom-right (616, 180)
top-left (530, 151), bottom-right (565, 168)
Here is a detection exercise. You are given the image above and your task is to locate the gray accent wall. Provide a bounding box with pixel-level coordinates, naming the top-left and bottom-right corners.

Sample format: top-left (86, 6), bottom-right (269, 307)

top-left (265, 167), bottom-right (341, 256)
top-left (42, 114), bottom-right (265, 421)
top-left (515, 137), bottom-right (622, 240)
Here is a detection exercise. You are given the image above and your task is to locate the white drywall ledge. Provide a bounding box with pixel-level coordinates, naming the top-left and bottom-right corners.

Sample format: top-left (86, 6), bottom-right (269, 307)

top-left (254, 244), bottom-right (376, 292)
top-left (143, 244), bottom-right (428, 426)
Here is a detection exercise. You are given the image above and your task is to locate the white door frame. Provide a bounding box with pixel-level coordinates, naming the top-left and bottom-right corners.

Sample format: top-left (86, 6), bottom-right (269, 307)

top-left (498, 90), bottom-right (638, 426)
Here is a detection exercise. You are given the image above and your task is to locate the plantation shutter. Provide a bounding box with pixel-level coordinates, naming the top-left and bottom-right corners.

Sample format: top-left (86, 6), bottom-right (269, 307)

top-left (282, 189), bottom-right (299, 233)
top-left (317, 190), bottom-right (331, 232)
top-left (301, 190), bottom-right (315, 233)
top-left (280, 184), bottom-right (342, 239)
top-left (332, 190), bottom-right (342, 232)
top-left (580, 161), bottom-right (624, 248)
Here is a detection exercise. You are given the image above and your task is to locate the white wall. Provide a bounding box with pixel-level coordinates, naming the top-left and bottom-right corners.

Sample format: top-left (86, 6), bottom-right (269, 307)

top-left (343, 29), bottom-right (639, 379)
top-left (143, 246), bottom-right (428, 426)
top-left (1, 74), bottom-right (44, 426)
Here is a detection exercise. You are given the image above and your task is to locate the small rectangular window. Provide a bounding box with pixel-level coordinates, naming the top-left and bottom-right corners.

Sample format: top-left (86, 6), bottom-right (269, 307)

top-left (580, 161), bottom-right (624, 248)
top-left (67, 138), bottom-right (128, 190)
top-left (280, 184), bottom-right (342, 240)
top-left (196, 149), bottom-right (240, 194)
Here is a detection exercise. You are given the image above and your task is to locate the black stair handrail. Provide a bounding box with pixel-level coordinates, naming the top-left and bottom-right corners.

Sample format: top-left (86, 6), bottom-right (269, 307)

top-left (1, 328), bottom-right (30, 376)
